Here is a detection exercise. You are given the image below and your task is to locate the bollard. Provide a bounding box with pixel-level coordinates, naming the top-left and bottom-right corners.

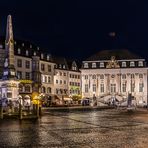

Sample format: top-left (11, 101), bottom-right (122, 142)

top-left (33, 104), bottom-right (36, 114)
top-left (19, 103), bottom-right (22, 120)
top-left (0, 106), bottom-right (3, 119)
top-left (39, 106), bottom-right (42, 116)
top-left (36, 104), bottom-right (39, 118)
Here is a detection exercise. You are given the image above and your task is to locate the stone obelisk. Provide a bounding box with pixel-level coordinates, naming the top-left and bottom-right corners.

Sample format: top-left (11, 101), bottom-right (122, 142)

top-left (0, 15), bottom-right (19, 106)
top-left (3, 15), bottom-right (16, 80)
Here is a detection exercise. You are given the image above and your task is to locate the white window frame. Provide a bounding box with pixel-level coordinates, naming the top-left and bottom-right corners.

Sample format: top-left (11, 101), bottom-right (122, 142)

top-left (18, 48), bottom-right (21, 54)
top-left (138, 61), bottom-right (143, 67)
top-left (84, 63), bottom-right (88, 68)
top-left (130, 61), bottom-right (135, 67)
top-left (92, 63), bottom-right (96, 68)
top-left (100, 62), bottom-right (104, 68)
top-left (122, 62), bottom-right (126, 67)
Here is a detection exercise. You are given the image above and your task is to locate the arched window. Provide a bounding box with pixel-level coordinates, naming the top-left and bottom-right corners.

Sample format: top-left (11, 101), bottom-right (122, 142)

top-left (47, 87), bottom-right (51, 93)
top-left (45, 76), bottom-right (47, 83)
top-left (100, 74), bottom-right (104, 79)
top-left (19, 84), bottom-right (23, 92)
top-left (41, 87), bottom-right (46, 93)
top-left (92, 75), bottom-right (96, 79)
top-left (25, 85), bottom-right (31, 92)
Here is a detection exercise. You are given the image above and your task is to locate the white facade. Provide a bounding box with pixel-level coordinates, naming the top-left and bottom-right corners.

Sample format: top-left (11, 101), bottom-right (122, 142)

top-left (81, 54), bottom-right (148, 105)
top-left (54, 69), bottom-right (69, 98)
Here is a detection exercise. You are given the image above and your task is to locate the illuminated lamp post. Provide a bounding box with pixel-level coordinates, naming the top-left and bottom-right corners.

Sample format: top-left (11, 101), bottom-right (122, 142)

top-left (32, 93), bottom-right (41, 118)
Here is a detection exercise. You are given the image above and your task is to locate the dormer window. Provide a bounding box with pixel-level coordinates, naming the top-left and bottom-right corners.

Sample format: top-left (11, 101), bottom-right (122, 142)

top-left (47, 55), bottom-right (49, 61)
top-left (138, 61), bottom-right (143, 67)
top-left (84, 63), bottom-right (88, 68)
top-left (130, 61), bottom-right (135, 67)
top-left (26, 50), bottom-right (29, 56)
top-left (22, 43), bottom-right (24, 47)
top-left (122, 62), bottom-right (126, 67)
top-left (41, 53), bottom-right (44, 59)
top-left (59, 64), bottom-right (62, 68)
top-left (18, 48), bottom-right (21, 54)
top-left (72, 66), bottom-right (77, 70)
top-left (47, 55), bottom-right (50, 61)
top-left (100, 62), bottom-right (104, 68)
top-left (34, 52), bottom-right (36, 56)
top-left (92, 63), bottom-right (96, 68)
top-left (63, 65), bottom-right (66, 69)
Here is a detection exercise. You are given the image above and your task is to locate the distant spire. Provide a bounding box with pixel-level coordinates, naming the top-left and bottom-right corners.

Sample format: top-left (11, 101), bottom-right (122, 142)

top-left (5, 14), bottom-right (14, 67)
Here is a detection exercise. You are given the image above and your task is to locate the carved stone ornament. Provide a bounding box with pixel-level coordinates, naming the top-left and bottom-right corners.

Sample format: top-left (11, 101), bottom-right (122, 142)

top-left (106, 56), bottom-right (120, 68)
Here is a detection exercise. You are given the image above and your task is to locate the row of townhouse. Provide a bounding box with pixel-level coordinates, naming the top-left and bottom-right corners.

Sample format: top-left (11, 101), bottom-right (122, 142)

top-left (0, 38), bottom-right (81, 101)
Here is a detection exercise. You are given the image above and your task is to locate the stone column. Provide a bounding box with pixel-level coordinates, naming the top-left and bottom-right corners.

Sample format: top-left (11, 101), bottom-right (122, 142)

top-left (127, 73), bottom-right (131, 93)
top-left (106, 74), bottom-right (110, 94)
top-left (96, 74), bottom-right (99, 97)
top-left (89, 74), bottom-right (92, 97)
top-left (117, 74), bottom-right (121, 95)
top-left (81, 75), bottom-right (85, 97)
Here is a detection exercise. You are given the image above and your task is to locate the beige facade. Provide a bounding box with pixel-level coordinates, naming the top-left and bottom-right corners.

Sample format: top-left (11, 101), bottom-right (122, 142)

top-left (15, 55), bottom-right (32, 97)
top-left (68, 71), bottom-right (81, 97)
top-left (40, 60), bottom-right (55, 95)
top-left (54, 69), bottom-right (69, 98)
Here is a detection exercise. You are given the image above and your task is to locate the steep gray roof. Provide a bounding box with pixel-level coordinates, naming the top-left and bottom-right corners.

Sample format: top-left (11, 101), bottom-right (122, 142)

top-left (86, 49), bottom-right (143, 61)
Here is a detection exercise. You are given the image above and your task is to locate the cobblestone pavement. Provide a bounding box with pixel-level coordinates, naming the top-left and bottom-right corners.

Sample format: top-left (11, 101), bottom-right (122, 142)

top-left (1, 109), bottom-right (148, 147)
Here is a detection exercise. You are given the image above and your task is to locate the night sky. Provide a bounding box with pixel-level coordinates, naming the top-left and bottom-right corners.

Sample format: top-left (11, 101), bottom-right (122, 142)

top-left (1, 0), bottom-right (148, 61)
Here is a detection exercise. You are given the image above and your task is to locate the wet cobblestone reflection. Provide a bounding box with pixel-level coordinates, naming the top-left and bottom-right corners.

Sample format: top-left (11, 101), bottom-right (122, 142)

top-left (0, 109), bottom-right (148, 147)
